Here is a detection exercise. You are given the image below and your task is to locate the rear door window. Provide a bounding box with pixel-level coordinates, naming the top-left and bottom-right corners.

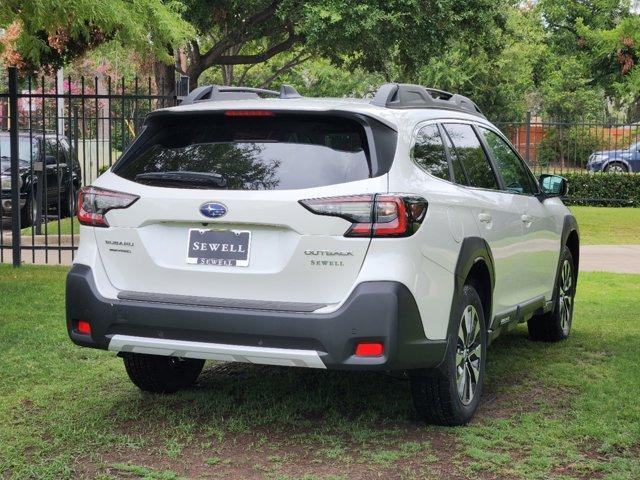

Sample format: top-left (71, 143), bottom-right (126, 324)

top-left (412, 124), bottom-right (450, 180)
top-left (479, 127), bottom-right (537, 195)
top-left (113, 114), bottom-right (374, 190)
top-left (442, 123), bottom-right (499, 190)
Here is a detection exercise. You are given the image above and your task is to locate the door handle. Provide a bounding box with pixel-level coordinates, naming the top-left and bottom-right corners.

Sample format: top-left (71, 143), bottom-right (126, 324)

top-left (478, 213), bottom-right (492, 224)
top-left (521, 214), bottom-right (533, 224)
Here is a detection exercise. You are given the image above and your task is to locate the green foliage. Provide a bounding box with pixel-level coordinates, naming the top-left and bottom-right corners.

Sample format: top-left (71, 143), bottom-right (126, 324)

top-left (577, 15), bottom-right (640, 116)
top-left (539, 57), bottom-right (605, 120)
top-left (299, 0), bottom-right (509, 76)
top-left (0, 0), bottom-right (194, 69)
top-left (537, 0), bottom-right (627, 54)
top-left (537, 127), bottom-right (605, 168)
top-left (415, 8), bottom-right (546, 121)
top-left (564, 172), bottom-right (640, 206)
top-left (200, 54), bottom-right (385, 97)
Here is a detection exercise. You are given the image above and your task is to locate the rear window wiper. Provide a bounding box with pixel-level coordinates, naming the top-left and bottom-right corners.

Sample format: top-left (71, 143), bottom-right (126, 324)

top-left (135, 171), bottom-right (228, 189)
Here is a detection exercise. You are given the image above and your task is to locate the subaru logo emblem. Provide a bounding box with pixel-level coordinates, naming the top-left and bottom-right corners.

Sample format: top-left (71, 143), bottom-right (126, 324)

top-left (199, 202), bottom-right (227, 219)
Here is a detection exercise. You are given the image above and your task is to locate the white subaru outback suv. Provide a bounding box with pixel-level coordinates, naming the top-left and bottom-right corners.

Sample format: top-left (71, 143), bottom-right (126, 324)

top-left (66, 83), bottom-right (579, 425)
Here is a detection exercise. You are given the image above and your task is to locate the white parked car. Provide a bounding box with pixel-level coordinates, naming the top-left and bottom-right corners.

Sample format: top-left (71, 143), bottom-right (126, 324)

top-left (66, 84), bottom-right (579, 425)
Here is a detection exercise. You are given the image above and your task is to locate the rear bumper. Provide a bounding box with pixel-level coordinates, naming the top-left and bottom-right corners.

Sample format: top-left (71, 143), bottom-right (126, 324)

top-left (66, 264), bottom-right (447, 371)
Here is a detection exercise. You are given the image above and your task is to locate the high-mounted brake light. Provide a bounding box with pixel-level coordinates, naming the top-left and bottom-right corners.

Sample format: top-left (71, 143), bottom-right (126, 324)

top-left (77, 186), bottom-right (139, 227)
top-left (224, 110), bottom-right (275, 117)
top-left (299, 194), bottom-right (427, 238)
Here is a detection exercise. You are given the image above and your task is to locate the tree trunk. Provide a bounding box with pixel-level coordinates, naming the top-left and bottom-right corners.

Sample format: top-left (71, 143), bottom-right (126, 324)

top-left (184, 62), bottom-right (204, 91)
top-left (221, 64), bottom-right (234, 85)
top-left (153, 60), bottom-right (176, 99)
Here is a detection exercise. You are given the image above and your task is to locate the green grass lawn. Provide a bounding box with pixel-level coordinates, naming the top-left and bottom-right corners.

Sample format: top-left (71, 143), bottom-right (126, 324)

top-left (1, 266), bottom-right (639, 479)
top-left (20, 217), bottom-right (79, 236)
top-left (569, 206), bottom-right (640, 245)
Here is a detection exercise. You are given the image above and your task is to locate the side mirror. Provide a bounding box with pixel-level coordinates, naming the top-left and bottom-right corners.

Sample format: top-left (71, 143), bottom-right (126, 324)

top-left (45, 155), bottom-right (57, 165)
top-left (539, 174), bottom-right (568, 197)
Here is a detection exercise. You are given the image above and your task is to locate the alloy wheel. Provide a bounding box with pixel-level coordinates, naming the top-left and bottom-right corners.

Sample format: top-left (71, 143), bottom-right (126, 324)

top-left (558, 259), bottom-right (573, 335)
top-left (456, 305), bottom-right (482, 405)
top-left (607, 163), bottom-right (626, 173)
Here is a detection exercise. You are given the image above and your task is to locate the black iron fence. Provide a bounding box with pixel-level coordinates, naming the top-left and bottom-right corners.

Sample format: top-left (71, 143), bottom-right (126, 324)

top-left (1, 67), bottom-right (176, 266)
top-left (495, 112), bottom-right (640, 174)
top-left (1, 66), bottom-right (637, 265)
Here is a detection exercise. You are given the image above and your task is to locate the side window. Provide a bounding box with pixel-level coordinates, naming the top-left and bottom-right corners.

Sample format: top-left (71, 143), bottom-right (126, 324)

top-left (412, 124), bottom-right (450, 180)
top-left (441, 128), bottom-right (469, 185)
top-left (442, 123), bottom-right (499, 190)
top-left (479, 128), bottom-right (536, 195)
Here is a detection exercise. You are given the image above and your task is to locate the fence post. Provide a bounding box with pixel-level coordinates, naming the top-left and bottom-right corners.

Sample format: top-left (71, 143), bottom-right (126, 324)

top-left (524, 111), bottom-right (532, 166)
top-left (8, 66), bottom-right (21, 267)
top-left (73, 106), bottom-right (79, 164)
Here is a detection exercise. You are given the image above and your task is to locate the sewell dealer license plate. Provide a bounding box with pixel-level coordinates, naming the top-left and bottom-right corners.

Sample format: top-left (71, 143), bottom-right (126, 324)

top-left (186, 229), bottom-right (251, 266)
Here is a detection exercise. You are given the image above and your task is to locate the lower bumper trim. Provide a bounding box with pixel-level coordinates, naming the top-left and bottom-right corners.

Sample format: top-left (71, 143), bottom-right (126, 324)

top-left (108, 334), bottom-right (326, 369)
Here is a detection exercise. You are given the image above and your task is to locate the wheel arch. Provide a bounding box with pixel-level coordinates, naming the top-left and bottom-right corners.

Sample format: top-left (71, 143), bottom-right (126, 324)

top-left (603, 158), bottom-right (631, 171)
top-left (562, 215), bottom-right (579, 282)
top-left (548, 215), bottom-right (580, 314)
top-left (447, 237), bottom-right (495, 337)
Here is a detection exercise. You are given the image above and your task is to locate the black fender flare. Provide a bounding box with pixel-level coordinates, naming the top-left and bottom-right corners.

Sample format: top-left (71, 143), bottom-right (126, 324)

top-left (603, 158), bottom-right (632, 171)
top-left (438, 237), bottom-right (495, 372)
top-left (550, 215), bottom-right (579, 312)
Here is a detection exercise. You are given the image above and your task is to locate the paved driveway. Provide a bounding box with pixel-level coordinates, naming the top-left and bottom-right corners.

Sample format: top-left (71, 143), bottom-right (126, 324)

top-left (579, 245), bottom-right (640, 274)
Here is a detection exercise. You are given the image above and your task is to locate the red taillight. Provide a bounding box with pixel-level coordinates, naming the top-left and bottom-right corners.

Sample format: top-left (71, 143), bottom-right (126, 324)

top-left (224, 110), bottom-right (275, 117)
top-left (299, 194), bottom-right (427, 238)
top-left (355, 342), bottom-right (384, 357)
top-left (76, 320), bottom-right (91, 335)
top-left (77, 186), bottom-right (139, 227)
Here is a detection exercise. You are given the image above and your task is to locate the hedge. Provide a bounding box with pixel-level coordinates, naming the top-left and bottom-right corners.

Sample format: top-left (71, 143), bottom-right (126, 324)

top-left (562, 172), bottom-right (640, 207)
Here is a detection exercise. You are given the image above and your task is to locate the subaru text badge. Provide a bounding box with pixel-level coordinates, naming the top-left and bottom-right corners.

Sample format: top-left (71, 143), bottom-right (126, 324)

top-left (199, 202), bottom-right (227, 219)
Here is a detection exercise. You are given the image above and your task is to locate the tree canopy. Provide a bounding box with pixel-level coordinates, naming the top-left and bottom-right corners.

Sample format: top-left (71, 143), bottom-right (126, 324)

top-left (0, 0), bottom-right (193, 70)
top-left (2, 0), bottom-right (640, 120)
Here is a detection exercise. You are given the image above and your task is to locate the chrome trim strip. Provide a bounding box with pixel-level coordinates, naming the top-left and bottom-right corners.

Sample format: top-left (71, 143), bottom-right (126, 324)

top-left (108, 334), bottom-right (326, 369)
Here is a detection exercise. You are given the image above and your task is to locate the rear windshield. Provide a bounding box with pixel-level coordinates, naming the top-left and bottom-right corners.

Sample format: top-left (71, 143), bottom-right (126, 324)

top-left (112, 113), bottom-right (373, 190)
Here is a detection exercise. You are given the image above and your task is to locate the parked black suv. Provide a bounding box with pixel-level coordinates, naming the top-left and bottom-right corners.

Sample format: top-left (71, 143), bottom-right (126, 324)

top-left (0, 132), bottom-right (81, 226)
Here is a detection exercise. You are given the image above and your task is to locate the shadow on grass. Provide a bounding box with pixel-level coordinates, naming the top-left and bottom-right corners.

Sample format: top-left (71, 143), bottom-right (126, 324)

top-left (105, 326), bottom-right (567, 438)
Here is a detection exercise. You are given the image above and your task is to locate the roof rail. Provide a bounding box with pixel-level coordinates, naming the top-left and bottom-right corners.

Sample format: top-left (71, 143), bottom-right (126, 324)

top-left (371, 83), bottom-right (485, 118)
top-left (178, 84), bottom-right (302, 105)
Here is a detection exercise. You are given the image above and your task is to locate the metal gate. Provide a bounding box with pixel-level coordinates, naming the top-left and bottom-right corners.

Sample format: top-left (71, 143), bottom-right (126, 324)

top-left (0, 67), bottom-right (176, 266)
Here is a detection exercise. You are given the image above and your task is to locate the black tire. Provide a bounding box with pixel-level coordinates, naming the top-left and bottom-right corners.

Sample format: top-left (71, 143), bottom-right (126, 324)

top-left (122, 353), bottom-right (205, 393)
top-left (410, 284), bottom-right (487, 426)
top-left (528, 246), bottom-right (576, 342)
top-left (61, 184), bottom-right (76, 218)
top-left (20, 189), bottom-right (38, 227)
top-left (604, 162), bottom-right (628, 173)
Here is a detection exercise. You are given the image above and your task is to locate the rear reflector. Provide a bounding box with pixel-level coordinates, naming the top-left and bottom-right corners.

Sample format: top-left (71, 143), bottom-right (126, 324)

top-left (224, 110), bottom-right (275, 117)
top-left (299, 194), bottom-right (427, 238)
top-left (355, 342), bottom-right (384, 357)
top-left (76, 320), bottom-right (91, 335)
top-left (77, 186), bottom-right (139, 227)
